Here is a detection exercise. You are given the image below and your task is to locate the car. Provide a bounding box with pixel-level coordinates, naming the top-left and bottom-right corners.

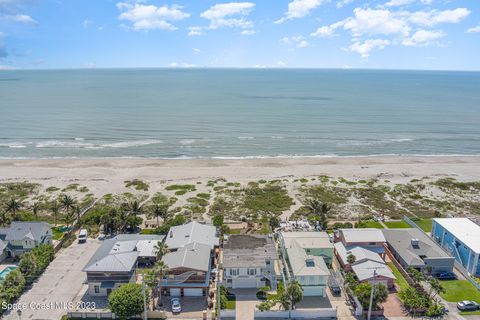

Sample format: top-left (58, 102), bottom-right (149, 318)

top-left (328, 276), bottom-right (341, 296)
top-left (171, 298), bottom-right (182, 313)
top-left (78, 229), bottom-right (88, 243)
top-left (457, 300), bottom-right (479, 311)
top-left (435, 272), bottom-right (456, 280)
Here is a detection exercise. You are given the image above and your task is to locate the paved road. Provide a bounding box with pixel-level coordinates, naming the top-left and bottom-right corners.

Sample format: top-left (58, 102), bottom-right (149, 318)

top-left (2, 238), bottom-right (101, 320)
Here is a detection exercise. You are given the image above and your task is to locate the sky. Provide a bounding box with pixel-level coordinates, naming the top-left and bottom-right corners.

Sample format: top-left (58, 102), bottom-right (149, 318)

top-left (0, 0), bottom-right (479, 70)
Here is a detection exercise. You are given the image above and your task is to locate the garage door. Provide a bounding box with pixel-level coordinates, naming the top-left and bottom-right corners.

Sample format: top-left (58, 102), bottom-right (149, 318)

top-left (170, 288), bottom-right (181, 296)
top-left (233, 278), bottom-right (258, 288)
top-left (303, 286), bottom-right (325, 297)
top-left (184, 288), bottom-right (203, 296)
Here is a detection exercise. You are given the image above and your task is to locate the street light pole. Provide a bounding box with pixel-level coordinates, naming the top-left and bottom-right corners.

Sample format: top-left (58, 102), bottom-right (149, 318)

top-left (142, 271), bottom-right (147, 320)
top-left (367, 269), bottom-right (377, 320)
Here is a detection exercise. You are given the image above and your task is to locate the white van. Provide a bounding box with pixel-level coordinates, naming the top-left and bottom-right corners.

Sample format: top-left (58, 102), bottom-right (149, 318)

top-left (78, 229), bottom-right (88, 243)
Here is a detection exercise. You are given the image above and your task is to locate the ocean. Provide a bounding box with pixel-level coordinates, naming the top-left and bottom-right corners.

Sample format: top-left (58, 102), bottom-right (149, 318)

top-left (0, 69), bottom-right (479, 159)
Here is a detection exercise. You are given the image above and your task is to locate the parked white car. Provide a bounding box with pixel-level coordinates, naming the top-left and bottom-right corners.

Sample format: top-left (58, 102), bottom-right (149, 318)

top-left (171, 298), bottom-right (182, 313)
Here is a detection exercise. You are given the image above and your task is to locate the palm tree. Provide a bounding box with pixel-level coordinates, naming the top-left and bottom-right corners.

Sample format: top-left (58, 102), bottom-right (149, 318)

top-left (0, 210), bottom-right (11, 227)
top-left (63, 209), bottom-right (76, 229)
top-left (74, 205), bottom-right (81, 222)
top-left (150, 203), bottom-right (169, 226)
top-left (307, 198), bottom-right (330, 230)
top-left (407, 267), bottom-right (424, 284)
top-left (6, 198), bottom-right (23, 220)
top-left (154, 241), bottom-right (169, 260)
top-left (347, 253), bottom-right (356, 265)
top-left (50, 200), bottom-right (61, 226)
top-left (31, 201), bottom-right (41, 217)
top-left (428, 277), bottom-right (446, 299)
top-left (59, 194), bottom-right (76, 214)
top-left (127, 200), bottom-right (144, 217)
top-left (153, 260), bottom-right (170, 308)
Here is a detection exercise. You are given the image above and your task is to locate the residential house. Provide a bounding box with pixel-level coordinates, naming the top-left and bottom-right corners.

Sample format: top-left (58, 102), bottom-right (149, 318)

top-left (222, 235), bottom-right (278, 289)
top-left (279, 232), bottom-right (333, 264)
top-left (0, 222), bottom-right (52, 259)
top-left (0, 239), bottom-right (7, 262)
top-left (160, 221), bottom-right (219, 296)
top-left (164, 221), bottom-right (219, 251)
top-left (334, 229), bottom-right (394, 288)
top-left (335, 228), bottom-right (387, 257)
top-left (280, 233), bottom-right (331, 296)
top-left (161, 242), bottom-right (212, 297)
top-left (432, 218), bottom-right (480, 276)
top-left (383, 228), bottom-right (455, 274)
top-left (83, 234), bottom-right (164, 296)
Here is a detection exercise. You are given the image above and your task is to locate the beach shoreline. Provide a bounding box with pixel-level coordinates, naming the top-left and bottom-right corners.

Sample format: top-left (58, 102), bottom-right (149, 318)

top-left (1, 155), bottom-right (480, 197)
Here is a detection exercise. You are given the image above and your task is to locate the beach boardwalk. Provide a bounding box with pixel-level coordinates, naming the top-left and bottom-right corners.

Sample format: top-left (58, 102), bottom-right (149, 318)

top-left (2, 238), bottom-right (101, 320)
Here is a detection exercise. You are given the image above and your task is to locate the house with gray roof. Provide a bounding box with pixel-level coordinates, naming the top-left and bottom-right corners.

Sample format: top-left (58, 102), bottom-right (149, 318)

top-left (0, 222), bottom-right (52, 259)
top-left (165, 221), bottom-right (219, 250)
top-left (83, 234), bottom-right (164, 296)
top-left (222, 235), bottom-right (278, 289)
top-left (160, 242), bottom-right (212, 297)
top-left (383, 228), bottom-right (455, 274)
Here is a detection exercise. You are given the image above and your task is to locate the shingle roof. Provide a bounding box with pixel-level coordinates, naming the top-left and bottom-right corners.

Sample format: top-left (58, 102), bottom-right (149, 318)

top-left (340, 229), bottom-right (386, 244)
top-left (382, 228), bottom-right (451, 266)
top-left (433, 218), bottom-right (480, 254)
top-left (334, 242), bottom-right (384, 265)
top-left (165, 222), bottom-right (219, 250)
top-left (83, 234), bottom-right (164, 273)
top-left (352, 260), bottom-right (395, 281)
top-left (286, 239), bottom-right (330, 277)
top-left (223, 235), bottom-right (278, 268)
top-left (1, 222), bottom-right (51, 242)
top-left (162, 242), bottom-right (211, 272)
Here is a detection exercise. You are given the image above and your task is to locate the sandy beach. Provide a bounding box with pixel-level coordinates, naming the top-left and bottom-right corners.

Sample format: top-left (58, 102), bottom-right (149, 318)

top-left (1, 156), bottom-right (480, 198)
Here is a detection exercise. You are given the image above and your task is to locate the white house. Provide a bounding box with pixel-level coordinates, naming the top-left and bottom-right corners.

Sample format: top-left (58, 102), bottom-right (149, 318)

top-left (0, 222), bottom-right (52, 259)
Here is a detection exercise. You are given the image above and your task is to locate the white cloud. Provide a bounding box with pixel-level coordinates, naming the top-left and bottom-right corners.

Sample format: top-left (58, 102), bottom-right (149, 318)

top-left (402, 29), bottom-right (445, 46)
top-left (193, 48), bottom-right (201, 54)
top-left (310, 21), bottom-right (345, 37)
top-left (200, 2), bottom-right (255, 31)
top-left (277, 60), bottom-right (287, 67)
top-left (336, 0), bottom-right (355, 9)
top-left (385, 0), bottom-right (433, 6)
top-left (409, 8), bottom-right (470, 27)
top-left (117, 2), bottom-right (190, 31)
top-left (276, 0), bottom-right (326, 24)
top-left (348, 38), bottom-right (390, 58)
top-left (240, 29), bottom-right (256, 35)
top-left (281, 36), bottom-right (310, 48)
top-left (3, 14), bottom-right (36, 24)
top-left (169, 62), bottom-right (196, 68)
top-left (188, 26), bottom-right (204, 36)
top-left (466, 26), bottom-right (480, 34)
top-left (343, 8), bottom-right (411, 37)
top-left (83, 19), bottom-right (93, 28)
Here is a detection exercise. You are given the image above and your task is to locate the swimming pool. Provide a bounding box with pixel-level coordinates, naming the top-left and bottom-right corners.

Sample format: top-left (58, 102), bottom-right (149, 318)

top-left (0, 266), bottom-right (17, 280)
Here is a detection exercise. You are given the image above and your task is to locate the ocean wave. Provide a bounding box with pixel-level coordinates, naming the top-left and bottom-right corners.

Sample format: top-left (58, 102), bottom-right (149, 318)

top-left (0, 142), bottom-right (28, 149)
top-left (35, 139), bottom-right (163, 149)
top-left (339, 138), bottom-right (414, 147)
top-left (179, 139), bottom-right (196, 145)
top-left (238, 136), bottom-right (254, 140)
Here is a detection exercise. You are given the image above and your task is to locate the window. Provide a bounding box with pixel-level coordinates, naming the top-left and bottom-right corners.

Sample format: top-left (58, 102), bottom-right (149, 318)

top-left (230, 269), bottom-right (239, 276)
top-left (94, 286), bottom-right (100, 293)
top-left (248, 268), bottom-right (256, 276)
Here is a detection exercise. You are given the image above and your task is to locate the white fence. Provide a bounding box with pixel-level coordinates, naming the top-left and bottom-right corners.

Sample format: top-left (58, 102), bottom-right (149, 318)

top-left (67, 311), bottom-right (116, 319)
top-left (254, 308), bottom-right (337, 319)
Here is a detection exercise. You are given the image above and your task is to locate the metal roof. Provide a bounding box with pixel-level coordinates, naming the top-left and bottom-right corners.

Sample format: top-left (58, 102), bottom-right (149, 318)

top-left (340, 228), bottom-right (386, 244)
top-left (281, 231), bottom-right (333, 249)
top-left (286, 239), bottom-right (330, 277)
top-left (162, 242), bottom-right (211, 272)
top-left (433, 218), bottom-right (480, 254)
top-left (0, 222), bottom-right (51, 242)
top-left (165, 222), bottom-right (219, 250)
top-left (351, 260), bottom-right (396, 281)
top-left (334, 242), bottom-right (384, 265)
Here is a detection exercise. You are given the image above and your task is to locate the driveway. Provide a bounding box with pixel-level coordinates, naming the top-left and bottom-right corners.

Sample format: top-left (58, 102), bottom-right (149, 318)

top-left (231, 288), bottom-right (258, 320)
top-left (2, 238), bottom-right (101, 320)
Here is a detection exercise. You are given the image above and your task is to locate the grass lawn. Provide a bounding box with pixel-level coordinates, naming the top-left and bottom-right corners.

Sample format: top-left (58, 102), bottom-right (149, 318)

top-left (413, 219), bottom-right (432, 232)
top-left (140, 229), bottom-right (158, 235)
top-left (384, 220), bottom-right (411, 228)
top-left (356, 220), bottom-right (384, 229)
top-left (228, 228), bottom-right (242, 235)
top-left (460, 311), bottom-right (480, 316)
top-left (52, 226), bottom-right (64, 240)
top-left (439, 280), bottom-right (480, 302)
top-left (387, 262), bottom-right (410, 291)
